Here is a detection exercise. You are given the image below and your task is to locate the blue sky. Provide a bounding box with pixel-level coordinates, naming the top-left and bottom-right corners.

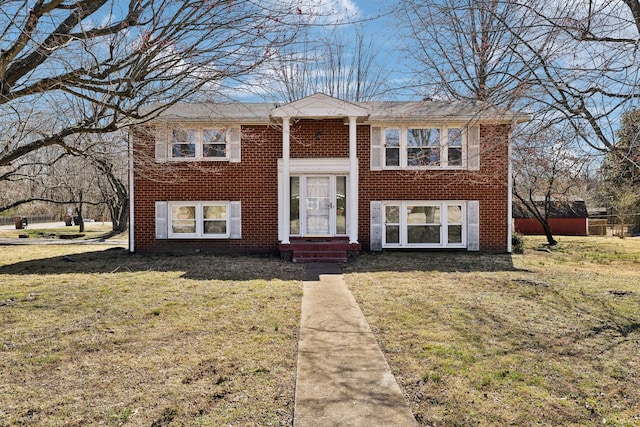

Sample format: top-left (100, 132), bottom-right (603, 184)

top-left (308, 0), bottom-right (417, 99)
top-left (226, 0), bottom-right (418, 101)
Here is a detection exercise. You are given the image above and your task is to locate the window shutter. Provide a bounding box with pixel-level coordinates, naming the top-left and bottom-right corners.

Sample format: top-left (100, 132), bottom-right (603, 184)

top-left (229, 127), bottom-right (241, 163)
top-left (155, 126), bottom-right (169, 162)
top-left (467, 125), bottom-right (480, 171)
top-left (467, 200), bottom-right (480, 251)
top-left (155, 201), bottom-right (168, 239)
top-left (229, 201), bottom-right (242, 239)
top-left (370, 127), bottom-right (383, 170)
top-left (370, 201), bottom-right (383, 251)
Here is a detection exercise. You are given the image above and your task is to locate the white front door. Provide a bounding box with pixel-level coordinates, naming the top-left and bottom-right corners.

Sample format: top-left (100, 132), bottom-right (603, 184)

top-left (305, 176), bottom-right (331, 235)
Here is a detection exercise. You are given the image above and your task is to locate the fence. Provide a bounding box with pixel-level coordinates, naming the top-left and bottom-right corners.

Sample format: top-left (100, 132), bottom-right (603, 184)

top-left (588, 219), bottom-right (637, 237)
top-left (0, 214), bottom-right (58, 226)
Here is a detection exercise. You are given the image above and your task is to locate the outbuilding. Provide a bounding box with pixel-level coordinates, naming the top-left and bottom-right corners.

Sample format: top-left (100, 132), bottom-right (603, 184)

top-left (513, 200), bottom-right (589, 236)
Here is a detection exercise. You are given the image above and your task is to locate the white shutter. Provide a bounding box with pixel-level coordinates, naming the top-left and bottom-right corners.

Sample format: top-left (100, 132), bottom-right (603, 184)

top-left (229, 127), bottom-right (241, 163)
top-left (155, 201), bottom-right (168, 239)
top-left (467, 125), bottom-right (480, 171)
top-left (370, 201), bottom-right (383, 251)
top-left (370, 127), bottom-right (383, 170)
top-left (155, 126), bottom-right (169, 162)
top-left (467, 200), bottom-right (480, 251)
top-left (229, 201), bottom-right (242, 239)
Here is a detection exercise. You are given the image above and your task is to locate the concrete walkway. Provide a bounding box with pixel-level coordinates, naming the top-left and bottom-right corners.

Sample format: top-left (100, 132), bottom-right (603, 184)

top-left (294, 263), bottom-right (417, 426)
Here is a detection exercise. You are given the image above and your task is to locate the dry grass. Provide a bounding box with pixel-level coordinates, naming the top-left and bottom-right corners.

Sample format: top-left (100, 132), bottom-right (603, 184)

top-left (2, 237), bottom-right (639, 426)
top-left (0, 245), bottom-right (303, 426)
top-left (343, 236), bottom-right (640, 427)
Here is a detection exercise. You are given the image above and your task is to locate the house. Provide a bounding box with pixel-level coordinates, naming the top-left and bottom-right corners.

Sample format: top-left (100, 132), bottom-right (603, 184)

top-left (513, 200), bottom-right (589, 236)
top-left (129, 93), bottom-right (528, 261)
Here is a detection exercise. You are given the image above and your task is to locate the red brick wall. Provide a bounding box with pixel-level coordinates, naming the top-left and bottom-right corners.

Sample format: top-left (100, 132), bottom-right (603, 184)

top-left (357, 124), bottom-right (510, 252)
top-left (132, 125), bottom-right (283, 253)
top-left (132, 121), bottom-right (511, 253)
top-left (290, 119), bottom-right (350, 158)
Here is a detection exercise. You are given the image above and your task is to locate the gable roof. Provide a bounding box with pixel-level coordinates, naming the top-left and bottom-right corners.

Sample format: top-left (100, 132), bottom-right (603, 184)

top-left (271, 93), bottom-right (369, 118)
top-left (364, 100), bottom-right (528, 124)
top-left (148, 93), bottom-right (530, 124)
top-left (512, 200), bottom-right (589, 219)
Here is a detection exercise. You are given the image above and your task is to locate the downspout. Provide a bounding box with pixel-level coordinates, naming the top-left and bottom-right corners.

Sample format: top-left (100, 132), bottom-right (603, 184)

top-left (128, 130), bottom-right (135, 253)
top-left (507, 121), bottom-right (514, 253)
top-left (282, 117), bottom-right (291, 245)
top-left (348, 116), bottom-right (359, 244)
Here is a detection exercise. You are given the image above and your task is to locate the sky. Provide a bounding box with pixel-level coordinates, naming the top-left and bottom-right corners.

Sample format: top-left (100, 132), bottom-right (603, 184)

top-left (228, 0), bottom-right (417, 102)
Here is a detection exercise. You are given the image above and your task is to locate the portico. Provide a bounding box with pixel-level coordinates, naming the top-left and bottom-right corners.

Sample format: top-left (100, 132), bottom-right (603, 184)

top-left (272, 93), bottom-right (369, 254)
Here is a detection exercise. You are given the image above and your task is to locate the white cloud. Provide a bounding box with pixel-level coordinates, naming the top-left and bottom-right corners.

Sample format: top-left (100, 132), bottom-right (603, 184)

top-left (306, 0), bottom-right (360, 24)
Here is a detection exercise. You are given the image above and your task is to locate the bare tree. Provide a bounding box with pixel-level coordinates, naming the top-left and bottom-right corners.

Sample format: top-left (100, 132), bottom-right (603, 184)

top-left (399, 0), bottom-right (538, 106)
top-left (513, 124), bottom-right (591, 245)
top-left (401, 0), bottom-right (640, 152)
top-left (0, 0), bottom-right (310, 216)
top-left (264, 29), bottom-right (392, 102)
top-left (400, 0), bottom-right (640, 245)
top-left (601, 108), bottom-right (640, 235)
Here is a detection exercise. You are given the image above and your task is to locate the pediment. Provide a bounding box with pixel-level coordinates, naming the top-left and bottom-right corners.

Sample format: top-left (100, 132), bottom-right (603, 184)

top-left (271, 93), bottom-right (369, 119)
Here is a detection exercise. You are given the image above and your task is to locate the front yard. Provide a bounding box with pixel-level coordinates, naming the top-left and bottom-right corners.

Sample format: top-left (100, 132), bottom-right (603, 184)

top-left (344, 236), bottom-right (640, 426)
top-left (0, 236), bottom-right (638, 426)
top-left (0, 246), bottom-right (303, 426)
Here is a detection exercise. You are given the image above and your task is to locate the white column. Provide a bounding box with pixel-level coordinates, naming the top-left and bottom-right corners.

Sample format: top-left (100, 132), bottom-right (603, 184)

top-left (348, 116), bottom-right (359, 244)
top-left (282, 117), bottom-right (291, 244)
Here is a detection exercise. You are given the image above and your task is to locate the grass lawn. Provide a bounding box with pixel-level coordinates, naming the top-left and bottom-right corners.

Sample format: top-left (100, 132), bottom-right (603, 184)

top-left (344, 236), bottom-right (640, 426)
top-left (1, 236), bottom-right (639, 426)
top-left (0, 245), bottom-right (303, 426)
top-left (0, 223), bottom-right (119, 240)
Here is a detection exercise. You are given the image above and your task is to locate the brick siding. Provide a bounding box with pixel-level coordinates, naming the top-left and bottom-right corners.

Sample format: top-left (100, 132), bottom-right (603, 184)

top-left (132, 120), bottom-right (511, 253)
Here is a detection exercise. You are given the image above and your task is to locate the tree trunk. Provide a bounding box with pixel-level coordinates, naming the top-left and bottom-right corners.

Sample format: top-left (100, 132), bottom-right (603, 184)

top-left (76, 206), bottom-right (85, 233)
top-left (541, 220), bottom-right (557, 246)
top-left (110, 196), bottom-right (129, 233)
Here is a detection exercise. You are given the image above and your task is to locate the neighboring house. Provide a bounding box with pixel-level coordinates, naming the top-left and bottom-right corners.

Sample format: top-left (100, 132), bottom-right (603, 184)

top-left (130, 93), bottom-right (528, 261)
top-left (513, 200), bottom-right (589, 236)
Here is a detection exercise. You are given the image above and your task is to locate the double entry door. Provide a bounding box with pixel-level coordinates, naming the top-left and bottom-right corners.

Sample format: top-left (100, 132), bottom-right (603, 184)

top-left (291, 174), bottom-right (347, 237)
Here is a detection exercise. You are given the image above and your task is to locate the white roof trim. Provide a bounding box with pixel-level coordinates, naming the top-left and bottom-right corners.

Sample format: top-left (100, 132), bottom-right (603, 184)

top-left (271, 93), bottom-right (369, 119)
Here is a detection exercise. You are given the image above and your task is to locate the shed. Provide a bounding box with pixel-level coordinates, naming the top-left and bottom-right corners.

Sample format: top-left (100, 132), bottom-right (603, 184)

top-left (513, 200), bottom-right (589, 236)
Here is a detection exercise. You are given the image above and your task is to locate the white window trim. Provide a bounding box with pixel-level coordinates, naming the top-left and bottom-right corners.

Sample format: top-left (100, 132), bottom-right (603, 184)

top-left (381, 201), bottom-right (467, 248)
top-left (381, 125), bottom-right (470, 170)
top-left (165, 124), bottom-right (240, 163)
top-left (168, 201), bottom-right (231, 239)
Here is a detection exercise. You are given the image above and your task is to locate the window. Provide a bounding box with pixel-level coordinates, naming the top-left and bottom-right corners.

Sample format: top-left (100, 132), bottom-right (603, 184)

top-left (290, 177), bottom-right (300, 235)
top-left (385, 205), bottom-right (400, 244)
top-left (385, 129), bottom-right (400, 167)
top-left (447, 128), bottom-right (463, 167)
top-left (171, 128), bottom-right (228, 160)
top-left (382, 201), bottom-right (465, 248)
top-left (407, 128), bottom-right (440, 166)
top-left (407, 205), bottom-right (441, 244)
top-left (169, 202), bottom-right (229, 238)
top-left (172, 129), bottom-right (197, 158)
top-left (380, 125), bottom-right (471, 169)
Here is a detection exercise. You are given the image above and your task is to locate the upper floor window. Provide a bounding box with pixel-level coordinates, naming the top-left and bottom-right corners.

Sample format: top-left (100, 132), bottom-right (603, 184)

top-left (371, 125), bottom-right (478, 170)
top-left (385, 126), bottom-right (465, 168)
top-left (171, 128), bottom-right (228, 160)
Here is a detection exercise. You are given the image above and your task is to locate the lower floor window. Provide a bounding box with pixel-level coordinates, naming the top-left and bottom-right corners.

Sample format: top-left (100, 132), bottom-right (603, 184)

top-left (383, 201), bottom-right (465, 247)
top-left (169, 202), bottom-right (228, 238)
